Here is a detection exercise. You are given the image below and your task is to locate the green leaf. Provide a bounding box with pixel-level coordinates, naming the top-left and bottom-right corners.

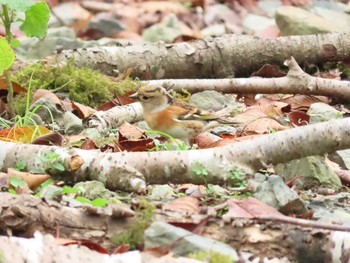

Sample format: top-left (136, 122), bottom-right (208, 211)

top-left (52, 162), bottom-right (65, 171)
top-left (11, 38), bottom-right (21, 47)
top-left (90, 198), bottom-right (108, 207)
top-left (0, 37), bottom-right (15, 75)
top-left (15, 160), bottom-right (26, 171)
top-left (9, 176), bottom-right (26, 187)
top-left (61, 186), bottom-right (83, 194)
top-left (75, 196), bottom-right (91, 204)
top-left (0, 0), bottom-right (34, 12)
top-left (20, 1), bottom-right (50, 39)
top-left (8, 188), bottom-right (17, 194)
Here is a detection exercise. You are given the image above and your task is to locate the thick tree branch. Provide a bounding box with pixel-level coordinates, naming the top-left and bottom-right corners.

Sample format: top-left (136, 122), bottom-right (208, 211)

top-left (45, 32), bottom-right (350, 78)
top-left (0, 118), bottom-right (349, 192)
top-left (145, 57), bottom-right (350, 101)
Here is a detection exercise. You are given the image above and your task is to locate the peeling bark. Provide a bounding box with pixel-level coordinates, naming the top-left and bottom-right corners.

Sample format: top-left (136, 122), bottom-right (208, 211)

top-left (0, 118), bottom-right (349, 192)
top-left (0, 192), bottom-right (134, 249)
top-left (84, 102), bottom-right (143, 130)
top-left (145, 57), bottom-right (350, 101)
top-left (1, 193), bottom-right (349, 263)
top-left (45, 32), bottom-right (350, 78)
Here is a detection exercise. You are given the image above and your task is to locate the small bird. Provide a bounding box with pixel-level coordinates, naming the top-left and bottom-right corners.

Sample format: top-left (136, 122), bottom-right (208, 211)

top-left (129, 85), bottom-right (237, 140)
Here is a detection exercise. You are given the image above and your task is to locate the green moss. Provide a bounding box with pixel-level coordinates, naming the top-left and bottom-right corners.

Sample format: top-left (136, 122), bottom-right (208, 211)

top-left (13, 61), bottom-right (141, 114)
top-left (188, 250), bottom-right (234, 263)
top-left (113, 198), bottom-right (155, 249)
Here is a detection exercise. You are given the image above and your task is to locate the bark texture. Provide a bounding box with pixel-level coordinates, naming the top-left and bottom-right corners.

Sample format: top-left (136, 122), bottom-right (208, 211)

top-left (0, 118), bottom-right (349, 192)
top-left (1, 193), bottom-right (349, 263)
top-left (0, 193), bottom-right (134, 249)
top-left (49, 33), bottom-right (350, 78)
top-left (145, 57), bottom-right (350, 101)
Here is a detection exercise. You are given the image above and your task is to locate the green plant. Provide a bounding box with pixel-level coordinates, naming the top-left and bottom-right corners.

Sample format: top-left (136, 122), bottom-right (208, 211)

top-left (145, 130), bottom-right (192, 151)
top-left (113, 198), bottom-right (155, 249)
top-left (188, 250), bottom-right (234, 263)
top-left (35, 150), bottom-right (65, 173)
top-left (75, 196), bottom-right (109, 207)
top-left (192, 161), bottom-right (209, 176)
top-left (14, 160), bottom-right (26, 171)
top-left (228, 165), bottom-right (247, 187)
top-left (0, 0), bottom-right (50, 117)
top-left (8, 176), bottom-right (27, 194)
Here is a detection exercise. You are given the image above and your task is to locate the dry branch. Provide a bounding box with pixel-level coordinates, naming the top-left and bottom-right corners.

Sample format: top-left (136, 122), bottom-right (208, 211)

top-left (45, 32), bottom-right (350, 78)
top-left (0, 118), bottom-right (349, 192)
top-left (0, 192), bottom-right (134, 249)
top-left (1, 192), bottom-right (350, 263)
top-left (145, 57), bottom-right (350, 101)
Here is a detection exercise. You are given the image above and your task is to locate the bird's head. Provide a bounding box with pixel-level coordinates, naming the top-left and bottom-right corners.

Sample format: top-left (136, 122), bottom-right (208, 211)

top-left (129, 85), bottom-right (173, 113)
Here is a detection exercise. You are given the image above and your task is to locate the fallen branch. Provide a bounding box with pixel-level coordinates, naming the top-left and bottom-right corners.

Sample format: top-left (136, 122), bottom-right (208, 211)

top-left (43, 32), bottom-right (350, 78)
top-left (0, 192), bottom-right (134, 249)
top-left (145, 57), bottom-right (350, 101)
top-left (0, 118), bottom-right (349, 192)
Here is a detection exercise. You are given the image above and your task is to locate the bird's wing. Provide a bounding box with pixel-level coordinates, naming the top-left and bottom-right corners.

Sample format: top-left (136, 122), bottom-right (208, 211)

top-left (168, 99), bottom-right (219, 121)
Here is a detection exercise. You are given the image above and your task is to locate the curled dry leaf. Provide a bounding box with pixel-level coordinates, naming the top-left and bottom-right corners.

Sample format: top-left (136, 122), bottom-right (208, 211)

top-left (0, 78), bottom-right (26, 94)
top-left (119, 122), bottom-right (144, 140)
top-left (281, 95), bottom-right (329, 111)
top-left (7, 168), bottom-right (50, 190)
top-left (32, 131), bottom-right (64, 146)
top-left (233, 108), bottom-right (287, 133)
top-left (252, 64), bottom-right (286, 78)
top-left (288, 111), bottom-right (310, 126)
top-left (72, 101), bottom-right (97, 119)
top-left (32, 89), bottom-right (62, 106)
top-left (222, 197), bottom-right (285, 223)
top-left (193, 132), bottom-right (222, 148)
top-left (163, 196), bottom-right (200, 214)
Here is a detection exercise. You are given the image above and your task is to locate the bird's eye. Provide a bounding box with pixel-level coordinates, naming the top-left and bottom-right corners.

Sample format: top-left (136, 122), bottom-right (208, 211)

top-left (142, 96), bottom-right (149, 100)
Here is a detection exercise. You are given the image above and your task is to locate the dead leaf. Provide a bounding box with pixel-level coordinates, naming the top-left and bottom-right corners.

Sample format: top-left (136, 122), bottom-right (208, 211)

top-left (163, 196), bottom-right (200, 214)
top-left (32, 89), bottom-right (62, 106)
top-left (288, 111), bottom-right (310, 126)
top-left (251, 64), bottom-right (286, 78)
top-left (32, 131), bottom-right (64, 146)
top-left (119, 122), bottom-right (144, 140)
top-left (0, 78), bottom-right (27, 94)
top-left (281, 95), bottom-right (329, 111)
top-left (72, 101), bottom-right (96, 119)
top-left (233, 108), bottom-right (287, 133)
top-left (7, 168), bottom-right (50, 190)
top-left (0, 126), bottom-right (51, 143)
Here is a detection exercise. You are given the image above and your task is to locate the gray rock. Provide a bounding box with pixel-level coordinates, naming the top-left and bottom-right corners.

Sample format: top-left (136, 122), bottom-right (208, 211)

top-left (74, 180), bottom-right (118, 200)
top-left (49, 2), bottom-right (91, 27)
top-left (307, 102), bottom-right (344, 124)
top-left (149, 185), bottom-right (174, 200)
top-left (254, 175), bottom-right (307, 214)
top-left (274, 156), bottom-right (342, 190)
top-left (308, 192), bottom-right (350, 226)
top-left (142, 14), bottom-right (182, 43)
top-left (40, 185), bottom-right (62, 200)
top-left (311, 7), bottom-right (350, 30)
top-left (275, 6), bottom-right (349, 36)
top-left (46, 27), bottom-right (77, 38)
top-left (200, 24), bottom-right (226, 37)
top-left (334, 149), bottom-right (350, 170)
top-left (88, 18), bottom-right (125, 35)
top-left (188, 90), bottom-right (240, 111)
top-left (144, 222), bottom-right (238, 260)
top-left (29, 98), bottom-right (64, 128)
top-left (63, 111), bottom-right (83, 135)
top-left (242, 14), bottom-right (276, 34)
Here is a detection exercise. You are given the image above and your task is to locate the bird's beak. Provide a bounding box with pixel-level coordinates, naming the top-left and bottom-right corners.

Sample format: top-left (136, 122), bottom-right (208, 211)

top-left (129, 92), bottom-right (139, 100)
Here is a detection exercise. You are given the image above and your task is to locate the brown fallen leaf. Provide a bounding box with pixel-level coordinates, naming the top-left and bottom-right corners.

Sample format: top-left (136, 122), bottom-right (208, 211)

top-left (7, 168), bottom-right (50, 190)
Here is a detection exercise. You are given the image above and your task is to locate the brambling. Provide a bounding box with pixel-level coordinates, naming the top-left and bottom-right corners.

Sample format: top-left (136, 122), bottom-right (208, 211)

top-left (129, 85), bottom-right (238, 140)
